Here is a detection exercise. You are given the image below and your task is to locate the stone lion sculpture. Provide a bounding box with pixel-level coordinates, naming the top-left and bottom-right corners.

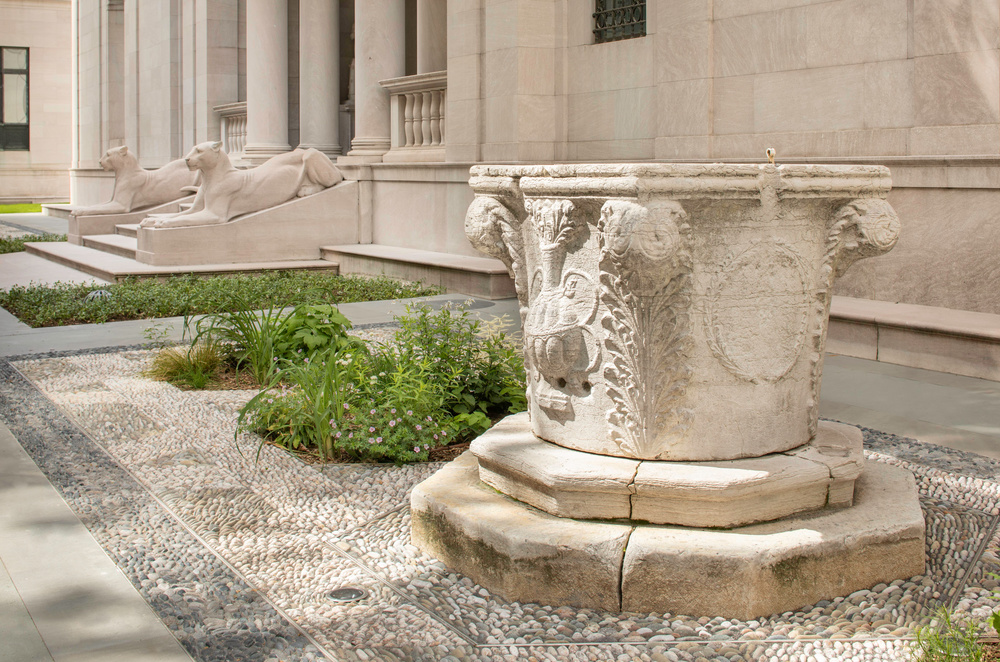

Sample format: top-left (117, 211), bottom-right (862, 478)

top-left (140, 142), bottom-right (344, 228)
top-left (75, 145), bottom-right (200, 215)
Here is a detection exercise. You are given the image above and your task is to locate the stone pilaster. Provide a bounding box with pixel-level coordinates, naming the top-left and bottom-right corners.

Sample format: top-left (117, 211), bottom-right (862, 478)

top-left (342, 0), bottom-right (406, 163)
top-left (298, 0), bottom-right (340, 158)
top-left (244, 0), bottom-right (291, 164)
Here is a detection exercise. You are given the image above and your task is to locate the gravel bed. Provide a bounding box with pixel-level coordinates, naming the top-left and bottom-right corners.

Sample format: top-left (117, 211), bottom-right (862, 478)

top-left (5, 344), bottom-right (1000, 662)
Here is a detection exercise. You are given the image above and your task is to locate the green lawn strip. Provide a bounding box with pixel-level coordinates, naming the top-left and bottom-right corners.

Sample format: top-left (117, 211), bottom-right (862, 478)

top-left (0, 233), bottom-right (68, 255)
top-left (0, 271), bottom-right (442, 327)
top-left (0, 203), bottom-right (44, 214)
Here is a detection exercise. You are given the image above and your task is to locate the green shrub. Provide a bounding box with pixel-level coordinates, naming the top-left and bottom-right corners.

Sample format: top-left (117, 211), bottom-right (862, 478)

top-left (143, 340), bottom-right (225, 389)
top-left (237, 303), bottom-right (527, 464)
top-left (0, 233), bottom-right (66, 255)
top-left (0, 271), bottom-right (441, 327)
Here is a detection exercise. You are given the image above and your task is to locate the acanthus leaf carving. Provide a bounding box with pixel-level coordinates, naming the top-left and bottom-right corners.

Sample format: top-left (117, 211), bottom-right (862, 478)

top-left (599, 200), bottom-right (693, 458)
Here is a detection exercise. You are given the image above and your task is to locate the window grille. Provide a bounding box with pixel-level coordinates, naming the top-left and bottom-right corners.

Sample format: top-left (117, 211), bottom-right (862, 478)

top-left (1, 47), bottom-right (29, 151)
top-left (594, 0), bottom-right (646, 44)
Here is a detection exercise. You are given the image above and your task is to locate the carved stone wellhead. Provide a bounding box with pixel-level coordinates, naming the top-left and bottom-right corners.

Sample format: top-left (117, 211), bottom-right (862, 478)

top-left (465, 163), bottom-right (900, 462)
top-left (412, 163), bottom-right (922, 619)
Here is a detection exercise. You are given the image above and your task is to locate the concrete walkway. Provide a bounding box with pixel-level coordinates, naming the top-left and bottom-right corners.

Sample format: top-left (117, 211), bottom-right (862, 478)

top-left (1, 242), bottom-right (999, 659)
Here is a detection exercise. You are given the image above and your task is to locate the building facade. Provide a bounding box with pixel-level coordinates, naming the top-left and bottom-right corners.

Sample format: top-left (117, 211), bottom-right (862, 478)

top-left (1, 0), bottom-right (71, 202)
top-left (70, 0), bottom-right (1000, 374)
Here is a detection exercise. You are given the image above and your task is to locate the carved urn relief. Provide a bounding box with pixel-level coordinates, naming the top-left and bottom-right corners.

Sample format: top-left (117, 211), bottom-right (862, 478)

top-left (466, 164), bottom-right (900, 461)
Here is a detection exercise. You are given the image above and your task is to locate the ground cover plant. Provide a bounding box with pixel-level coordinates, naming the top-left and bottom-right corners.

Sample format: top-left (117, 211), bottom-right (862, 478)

top-left (0, 233), bottom-right (67, 254)
top-left (233, 302), bottom-right (526, 464)
top-left (0, 271), bottom-right (441, 327)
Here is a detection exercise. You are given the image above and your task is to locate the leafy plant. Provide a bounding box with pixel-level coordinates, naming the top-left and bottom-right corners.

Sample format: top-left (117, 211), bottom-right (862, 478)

top-left (143, 340), bottom-right (225, 389)
top-left (273, 303), bottom-right (361, 359)
top-left (236, 302), bottom-right (527, 464)
top-left (911, 609), bottom-right (984, 661)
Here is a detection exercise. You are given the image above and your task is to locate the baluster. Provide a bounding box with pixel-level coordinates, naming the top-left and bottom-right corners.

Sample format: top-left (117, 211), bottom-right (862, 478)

top-left (421, 91), bottom-right (432, 146)
top-left (412, 93), bottom-right (423, 146)
top-left (403, 93), bottom-right (415, 147)
top-left (429, 90), bottom-right (442, 146)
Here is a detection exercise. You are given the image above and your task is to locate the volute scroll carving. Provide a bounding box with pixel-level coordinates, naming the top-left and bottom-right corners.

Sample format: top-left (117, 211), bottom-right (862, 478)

top-left (464, 195), bottom-right (527, 308)
top-left (599, 199), bottom-right (694, 459)
top-left (828, 198), bottom-right (900, 278)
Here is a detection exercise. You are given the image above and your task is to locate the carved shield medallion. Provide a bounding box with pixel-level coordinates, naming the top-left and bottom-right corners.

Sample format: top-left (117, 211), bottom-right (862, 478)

top-left (705, 240), bottom-right (811, 384)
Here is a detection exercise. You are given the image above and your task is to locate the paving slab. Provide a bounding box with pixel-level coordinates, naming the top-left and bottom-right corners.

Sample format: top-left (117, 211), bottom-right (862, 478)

top-left (0, 421), bottom-right (194, 662)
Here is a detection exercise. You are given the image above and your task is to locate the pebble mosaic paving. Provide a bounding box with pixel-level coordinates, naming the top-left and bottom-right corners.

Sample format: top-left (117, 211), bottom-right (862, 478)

top-left (4, 345), bottom-right (1000, 662)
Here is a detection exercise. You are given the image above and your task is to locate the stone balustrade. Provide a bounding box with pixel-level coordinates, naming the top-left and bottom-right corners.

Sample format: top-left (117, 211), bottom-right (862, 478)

top-left (379, 71), bottom-right (446, 162)
top-left (214, 102), bottom-right (248, 163)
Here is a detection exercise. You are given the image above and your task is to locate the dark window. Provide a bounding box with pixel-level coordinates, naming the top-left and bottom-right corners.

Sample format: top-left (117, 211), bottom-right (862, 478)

top-left (1, 47), bottom-right (29, 150)
top-left (594, 0), bottom-right (646, 43)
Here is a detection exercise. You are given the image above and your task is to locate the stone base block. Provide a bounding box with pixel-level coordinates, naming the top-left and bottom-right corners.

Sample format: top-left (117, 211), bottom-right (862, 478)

top-left (472, 413), bottom-right (864, 528)
top-left (135, 182), bottom-right (359, 266)
top-left (68, 196), bottom-right (195, 245)
top-left (410, 454), bottom-right (925, 620)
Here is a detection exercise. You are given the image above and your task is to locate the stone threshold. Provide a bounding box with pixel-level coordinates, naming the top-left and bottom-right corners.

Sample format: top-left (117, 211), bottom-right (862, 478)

top-left (828, 296), bottom-right (1000, 382)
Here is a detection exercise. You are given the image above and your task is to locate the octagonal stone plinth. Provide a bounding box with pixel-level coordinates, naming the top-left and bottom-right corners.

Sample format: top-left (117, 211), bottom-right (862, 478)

top-left (473, 413), bottom-right (864, 528)
top-left (411, 453), bottom-right (925, 620)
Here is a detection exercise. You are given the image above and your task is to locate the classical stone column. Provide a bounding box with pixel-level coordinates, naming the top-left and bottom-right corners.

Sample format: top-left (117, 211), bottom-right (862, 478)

top-left (416, 0), bottom-right (447, 73)
top-left (298, 0), bottom-right (340, 157)
top-left (345, 0), bottom-right (406, 161)
top-left (244, 0), bottom-right (291, 164)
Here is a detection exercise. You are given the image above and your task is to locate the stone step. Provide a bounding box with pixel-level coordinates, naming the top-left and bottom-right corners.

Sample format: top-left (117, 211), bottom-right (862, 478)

top-left (320, 243), bottom-right (514, 300)
top-left (40, 203), bottom-right (74, 220)
top-left (116, 223), bottom-right (139, 238)
top-left (81, 233), bottom-right (138, 260)
top-left (24, 241), bottom-right (340, 282)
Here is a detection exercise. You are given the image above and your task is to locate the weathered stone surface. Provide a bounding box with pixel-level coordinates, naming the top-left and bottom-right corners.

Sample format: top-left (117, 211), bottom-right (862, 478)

top-left (472, 412), bottom-right (638, 520)
top-left (411, 457), bottom-right (924, 618)
top-left (466, 163), bottom-right (900, 462)
top-left (473, 414), bottom-right (864, 527)
top-left (68, 196), bottom-right (194, 245)
top-left (621, 462), bottom-right (925, 620)
top-left (73, 146), bottom-right (199, 216)
top-left (410, 452), bottom-right (630, 612)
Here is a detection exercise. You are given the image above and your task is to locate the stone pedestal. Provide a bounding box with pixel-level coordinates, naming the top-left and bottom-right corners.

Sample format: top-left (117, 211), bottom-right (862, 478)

top-left (412, 163), bottom-right (925, 618)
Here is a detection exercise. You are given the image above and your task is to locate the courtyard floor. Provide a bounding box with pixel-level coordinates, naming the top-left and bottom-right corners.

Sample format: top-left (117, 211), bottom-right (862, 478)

top-left (3, 216), bottom-right (1000, 662)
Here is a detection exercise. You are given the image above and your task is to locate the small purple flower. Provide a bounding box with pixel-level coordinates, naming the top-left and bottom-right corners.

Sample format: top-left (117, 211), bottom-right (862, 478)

top-left (413, 446), bottom-right (420, 452)
top-left (377, 436), bottom-right (383, 443)
top-left (415, 425), bottom-right (422, 431)
top-left (348, 432), bottom-right (353, 438)
top-left (407, 410), bottom-right (413, 416)
top-left (426, 415), bottom-right (433, 422)
top-left (368, 438), bottom-right (374, 444)
top-left (335, 431), bottom-right (342, 439)
top-left (424, 444), bottom-right (429, 450)
top-left (389, 420), bottom-right (396, 427)
top-left (391, 408), bottom-right (396, 414)
top-left (369, 426), bottom-right (376, 433)
top-left (433, 434), bottom-right (439, 440)
top-left (343, 403), bottom-right (349, 410)
top-left (370, 408), bottom-right (377, 415)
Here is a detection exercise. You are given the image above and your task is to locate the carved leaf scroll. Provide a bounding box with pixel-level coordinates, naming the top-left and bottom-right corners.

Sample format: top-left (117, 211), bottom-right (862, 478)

top-left (599, 200), bottom-right (693, 458)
